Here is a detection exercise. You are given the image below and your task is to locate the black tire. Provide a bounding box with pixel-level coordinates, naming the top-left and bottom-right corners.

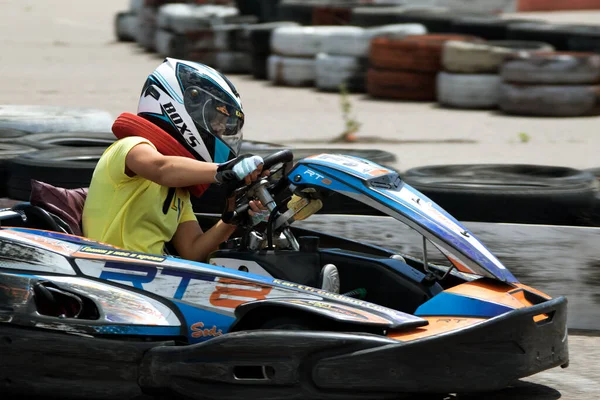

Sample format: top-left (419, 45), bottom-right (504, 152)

top-left (115, 11), bottom-right (137, 42)
top-left (235, 0), bottom-right (282, 23)
top-left (402, 164), bottom-right (599, 225)
top-left (0, 128), bottom-right (30, 142)
top-left (506, 22), bottom-right (574, 51)
top-left (276, 0), bottom-right (314, 25)
top-left (0, 144), bottom-right (39, 198)
top-left (350, 6), bottom-right (408, 27)
top-left (566, 25), bottom-right (600, 53)
top-left (0, 105), bottom-right (114, 134)
top-left (451, 17), bottom-right (543, 41)
top-left (6, 147), bottom-right (105, 201)
top-left (250, 52), bottom-right (270, 80)
top-left (246, 21), bottom-right (299, 55)
top-left (395, 9), bottom-right (485, 34)
top-left (12, 131), bottom-right (116, 150)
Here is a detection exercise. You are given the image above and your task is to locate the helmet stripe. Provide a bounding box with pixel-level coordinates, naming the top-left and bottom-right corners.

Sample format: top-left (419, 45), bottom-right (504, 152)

top-left (153, 72), bottom-right (184, 104)
top-left (214, 139), bottom-right (231, 163)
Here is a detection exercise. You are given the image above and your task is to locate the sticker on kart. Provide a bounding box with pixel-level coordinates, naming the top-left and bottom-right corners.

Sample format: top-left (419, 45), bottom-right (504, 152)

top-left (77, 260), bottom-right (320, 316)
top-left (306, 154), bottom-right (393, 178)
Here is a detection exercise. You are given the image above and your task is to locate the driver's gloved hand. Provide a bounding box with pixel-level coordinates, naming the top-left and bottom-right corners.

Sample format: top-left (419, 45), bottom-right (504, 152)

top-left (221, 197), bottom-right (268, 226)
top-left (214, 154), bottom-right (264, 186)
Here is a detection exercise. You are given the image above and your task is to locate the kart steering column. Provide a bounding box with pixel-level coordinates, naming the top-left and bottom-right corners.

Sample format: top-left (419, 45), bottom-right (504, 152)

top-left (251, 180), bottom-right (299, 251)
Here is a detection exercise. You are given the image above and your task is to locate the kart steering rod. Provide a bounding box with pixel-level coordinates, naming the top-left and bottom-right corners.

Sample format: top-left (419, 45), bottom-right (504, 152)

top-left (250, 150), bottom-right (299, 250)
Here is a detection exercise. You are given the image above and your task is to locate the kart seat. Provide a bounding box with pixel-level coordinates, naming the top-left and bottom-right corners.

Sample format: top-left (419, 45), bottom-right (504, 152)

top-left (26, 180), bottom-right (88, 236)
top-left (13, 202), bottom-right (74, 235)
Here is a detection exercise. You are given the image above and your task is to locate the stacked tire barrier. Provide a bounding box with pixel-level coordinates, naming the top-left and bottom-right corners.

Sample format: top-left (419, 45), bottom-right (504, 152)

top-left (367, 34), bottom-right (482, 101)
top-left (154, 3), bottom-right (257, 65)
top-left (402, 164), bottom-right (600, 226)
top-left (438, 40), bottom-right (554, 109)
top-left (315, 23), bottom-right (427, 92)
top-left (498, 52), bottom-right (600, 117)
top-left (244, 22), bottom-right (300, 79)
top-left (268, 26), bottom-right (334, 86)
top-left (114, 2), bottom-right (600, 118)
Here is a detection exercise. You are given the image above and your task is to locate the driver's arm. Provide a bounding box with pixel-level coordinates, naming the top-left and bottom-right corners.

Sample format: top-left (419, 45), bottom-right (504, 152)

top-left (125, 142), bottom-right (221, 186)
top-left (126, 142), bottom-right (263, 186)
top-left (171, 200), bottom-right (265, 262)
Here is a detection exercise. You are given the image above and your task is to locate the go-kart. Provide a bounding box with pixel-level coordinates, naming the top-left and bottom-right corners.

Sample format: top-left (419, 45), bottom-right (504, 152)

top-left (0, 150), bottom-right (568, 400)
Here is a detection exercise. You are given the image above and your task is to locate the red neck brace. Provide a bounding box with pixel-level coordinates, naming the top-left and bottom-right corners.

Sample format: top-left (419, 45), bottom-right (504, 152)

top-left (112, 112), bottom-right (209, 198)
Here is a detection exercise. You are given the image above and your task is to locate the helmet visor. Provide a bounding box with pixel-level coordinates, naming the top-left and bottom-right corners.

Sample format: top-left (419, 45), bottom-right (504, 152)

top-left (183, 86), bottom-right (244, 156)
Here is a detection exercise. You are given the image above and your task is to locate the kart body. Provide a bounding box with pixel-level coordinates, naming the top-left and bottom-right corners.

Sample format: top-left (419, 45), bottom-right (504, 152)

top-left (0, 152), bottom-right (568, 400)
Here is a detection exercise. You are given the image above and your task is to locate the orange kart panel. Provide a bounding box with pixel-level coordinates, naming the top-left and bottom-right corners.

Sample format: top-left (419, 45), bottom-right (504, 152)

top-left (388, 316), bottom-right (486, 342)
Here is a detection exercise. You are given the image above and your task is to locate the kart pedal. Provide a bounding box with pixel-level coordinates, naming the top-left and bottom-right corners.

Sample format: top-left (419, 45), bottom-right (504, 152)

top-left (319, 264), bottom-right (340, 294)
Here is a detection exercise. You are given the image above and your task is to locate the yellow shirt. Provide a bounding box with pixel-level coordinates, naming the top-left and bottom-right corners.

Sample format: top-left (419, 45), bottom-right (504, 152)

top-left (82, 136), bottom-right (197, 255)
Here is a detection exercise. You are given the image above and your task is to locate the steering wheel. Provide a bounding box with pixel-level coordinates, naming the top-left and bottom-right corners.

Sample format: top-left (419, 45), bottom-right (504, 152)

top-left (221, 149), bottom-right (295, 226)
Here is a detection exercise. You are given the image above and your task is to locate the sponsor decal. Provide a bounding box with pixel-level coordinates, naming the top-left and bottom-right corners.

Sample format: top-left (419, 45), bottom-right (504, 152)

top-left (191, 322), bottom-right (223, 338)
top-left (77, 246), bottom-right (166, 263)
top-left (161, 102), bottom-right (199, 148)
top-left (308, 154), bottom-right (392, 177)
top-left (209, 278), bottom-right (273, 309)
top-left (216, 106), bottom-right (230, 116)
top-left (303, 169), bottom-right (332, 185)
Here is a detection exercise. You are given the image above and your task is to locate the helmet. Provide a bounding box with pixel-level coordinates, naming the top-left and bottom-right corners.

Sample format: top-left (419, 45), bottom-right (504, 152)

top-left (137, 58), bottom-right (245, 163)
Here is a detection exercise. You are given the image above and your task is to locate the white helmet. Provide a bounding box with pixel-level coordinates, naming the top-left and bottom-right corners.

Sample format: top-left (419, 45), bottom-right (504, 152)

top-left (137, 58), bottom-right (245, 163)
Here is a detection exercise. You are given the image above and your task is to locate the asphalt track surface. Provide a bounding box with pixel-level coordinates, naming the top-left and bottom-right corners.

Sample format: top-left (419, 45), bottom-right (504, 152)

top-left (1, 1), bottom-right (599, 398)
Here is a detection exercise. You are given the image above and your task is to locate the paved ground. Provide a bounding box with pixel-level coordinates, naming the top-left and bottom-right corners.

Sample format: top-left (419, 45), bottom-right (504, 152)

top-left (1, 1), bottom-right (599, 398)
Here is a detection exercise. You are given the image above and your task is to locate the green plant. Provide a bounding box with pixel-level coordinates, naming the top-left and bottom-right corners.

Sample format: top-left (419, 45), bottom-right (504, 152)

top-left (518, 132), bottom-right (530, 143)
top-left (338, 83), bottom-right (361, 140)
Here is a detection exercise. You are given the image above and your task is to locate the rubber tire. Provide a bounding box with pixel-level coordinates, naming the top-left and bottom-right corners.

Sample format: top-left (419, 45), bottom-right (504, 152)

top-left (442, 40), bottom-right (554, 73)
top-left (6, 147), bottom-right (105, 201)
top-left (498, 83), bottom-right (600, 117)
top-left (0, 105), bottom-right (114, 134)
top-left (321, 23), bottom-right (427, 58)
top-left (216, 51), bottom-right (252, 74)
top-left (276, 0), bottom-right (314, 26)
top-left (312, 5), bottom-right (353, 26)
top-left (136, 6), bottom-right (158, 51)
top-left (156, 4), bottom-right (239, 34)
top-left (214, 23), bottom-right (255, 52)
top-left (0, 144), bottom-right (39, 198)
top-left (367, 68), bottom-right (437, 101)
top-left (12, 132), bottom-right (116, 150)
top-left (245, 21), bottom-right (300, 55)
top-left (271, 26), bottom-right (356, 57)
top-left (566, 25), bottom-right (600, 53)
top-left (402, 164), bottom-right (599, 225)
top-left (500, 52), bottom-right (600, 85)
top-left (115, 11), bottom-right (138, 42)
top-left (315, 53), bottom-right (366, 92)
top-left (369, 34), bottom-right (483, 73)
top-left (450, 17), bottom-right (544, 41)
top-left (0, 128), bottom-right (30, 142)
top-left (436, 72), bottom-right (501, 109)
top-left (235, 0), bottom-right (281, 23)
top-left (267, 55), bottom-right (316, 87)
top-left (506, 22), bottom-right (576, 51)
top-left (250, 52), bottom-right (270, 80)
